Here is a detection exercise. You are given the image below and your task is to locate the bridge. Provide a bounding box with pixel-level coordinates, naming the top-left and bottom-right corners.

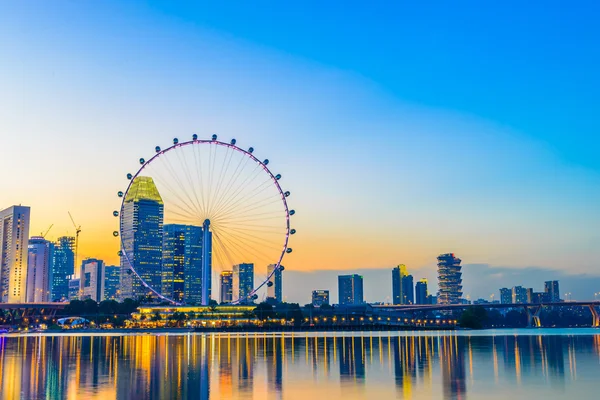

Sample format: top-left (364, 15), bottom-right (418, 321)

top-left (372, 301), bottom-right (600, 328)
top-left (0, 303), bottom-right (68, 324)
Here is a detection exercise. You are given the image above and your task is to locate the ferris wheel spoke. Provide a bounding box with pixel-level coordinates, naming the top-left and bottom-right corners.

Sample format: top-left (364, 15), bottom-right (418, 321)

top-left (161, 153), bottom-right (204, 218)
top-left (207, 144), bottom-right (235, 216)
top-left (147, 164), bottom-right (202, 221)
top-left (215, 228), bottom-right (284, 254)
top-left (214, 226), bottom-right (283, 258)
top-left (213, 176), bottom-right (277, 219)
top-left (192, 141), bottom-right (208, 218)
top-left (211, 200), bottom-right (283, 223)
top-left (210, 161), bottom-right (263, 218)
top-left (215, 193), bottom-right (282, 222)
top-left (213, 230), bottom-right (274, 272)
top-left (175, 146), bottom-right (206, 218)
top-left (210, 152), bottom-right (254, 216)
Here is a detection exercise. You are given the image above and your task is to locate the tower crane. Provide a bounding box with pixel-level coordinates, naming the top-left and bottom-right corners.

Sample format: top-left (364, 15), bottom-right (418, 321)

top-left (68, 212), bottom-right (82, 273)
top-left (41, 224), bottom-right (54, 238)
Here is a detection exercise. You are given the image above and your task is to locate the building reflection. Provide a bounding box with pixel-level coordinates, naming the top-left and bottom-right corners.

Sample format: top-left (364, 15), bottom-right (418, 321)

top-left (0, 332), bottom-right (597, 399)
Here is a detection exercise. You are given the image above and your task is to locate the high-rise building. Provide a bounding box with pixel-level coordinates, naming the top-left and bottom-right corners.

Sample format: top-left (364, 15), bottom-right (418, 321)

top-left (338, 274), bottom-right (364, 305)
top-left (415, 278), bottom-right (428, 305)
top-left (51, 236), bottom-right (75, 301)
top-left (544, 281), bottom-right (560, 303)
top-left (267, 264), bottom-right (282, 303)
top-left (68, 275), bottom-right (80, 301)
top-left (511, 286), bottom-right (528, 304)
top-left (233, 263), bottom-right (254, 303)
top-left (201, 219), bottom-right (212, 305)
top-left (0, 205), bottom-right (31, 303)
top-left (220, 271), bottom-right (233, 304)
top-left (26, 236), bottom-right (54, 302)
top-left (103, 265), bottom-right (120, 300)
top-left (162, 224), bottom-right (203, 303)
top-left (80, 259), bottom-right (105, 302)
top-left (437, 253), bottom-right (462, 304)
top-left (120, 176), bottom-right (164, 301)
top-left (312, 290), bottom-right (330, 307)
top-left (392, 265), bottom-right (414, 305)
top-left (499, 288), bottom-right (512, 304)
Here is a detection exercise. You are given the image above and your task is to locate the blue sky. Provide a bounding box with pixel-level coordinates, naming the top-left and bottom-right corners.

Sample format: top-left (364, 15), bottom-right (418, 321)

top-left (1, 1), bottom-right (599, 301)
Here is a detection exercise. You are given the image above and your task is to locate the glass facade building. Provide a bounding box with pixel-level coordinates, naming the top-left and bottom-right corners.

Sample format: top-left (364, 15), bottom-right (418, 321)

top-left (220, 271), bottom-right (233, 304)
top-left (26, 236), bottom-right (54, 302)
top-left (51, 236), bottom-right (75, 301)
top-left (120, 176), bottom-right (164, 301)
top-left (267, 264), bottom-right (282, 303)
top-left (233, 263), bottom-right (254, 303)
top-left (103, 265), bottom-right (120, 300)
top-left (0, 205), bottom-right (31, 303)
top-left (544, 281), bottom-right (560, 303)
top-left (415, 278), bottom-right (428, 305)
top-left (80, 258), bottom-right (105, 302)
top-left (162, 224), bottom-right (203, 304)
top-left (338, 274), bottom-right (363, 305)
top-left (392, 264), bottom-right (414, 305)
top-left (437, 253), bottom-right (462, 304)
top-left (312, 290), bottom-right (330, 307)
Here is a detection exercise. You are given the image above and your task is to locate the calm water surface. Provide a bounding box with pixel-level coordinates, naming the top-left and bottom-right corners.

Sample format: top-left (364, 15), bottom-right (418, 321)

top-left (0, 329), bottom-right (599, 399)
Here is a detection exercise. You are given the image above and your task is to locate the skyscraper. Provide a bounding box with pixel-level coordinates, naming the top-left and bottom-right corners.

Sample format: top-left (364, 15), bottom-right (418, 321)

top-left (499, 288), bottom-right (512, 304)
top-left (162, 224), bottom-right (203, 304)
top-left (338, 274), bottom-right (364, 305)
top-left (0, 205), bottom-right (31, 303)
top-left (392, 265), bottom-right (414, 304)
top-left (103, 265), bottom-right (120, 300)
top-left (267, 264), bottom-right (282, 303)
top-left (544, 281), bottom-right (560, 302)
top-left (511, 286), bottom-right (527, 304)
top-left (312, 290), bottom-right (330, 307)
top-left (68, 275), bottom-right (80, 300)
top-left (437, 253), bottom-right (462, 305)
top-left (80, 258), bottom-right (105, 302)
top-left (201, 219), bottom-right (212, 305)
top-left (51, 236), bottom-right (75, 301)
top-left (220, 271), bottom-right (233, 304)
top-left (233, 263), bottom-right (254, 303)
top-left (120, 176), bottom-right (164, 301)
top-left (26, 236), bottom-right (54, 302)
top-left (415, 278), bottom-right (428, 305)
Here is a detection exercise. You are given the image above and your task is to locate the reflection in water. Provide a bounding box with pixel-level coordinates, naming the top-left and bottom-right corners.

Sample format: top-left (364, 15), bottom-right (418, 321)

top-left (0, 331), bottom-right (599, 399)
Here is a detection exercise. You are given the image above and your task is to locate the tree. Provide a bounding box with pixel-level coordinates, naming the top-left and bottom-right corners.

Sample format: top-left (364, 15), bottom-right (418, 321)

top-left (151, 311), bottom-right (162, 322)
top-left (170, 312), bottom-right (187, 327)
top-left (254, 302), bottom-right (275, 321)
top-left (459, 306), bottom-right (488, 329)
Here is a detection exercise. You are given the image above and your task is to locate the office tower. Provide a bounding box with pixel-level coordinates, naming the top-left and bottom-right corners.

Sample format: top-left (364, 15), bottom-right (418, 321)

top-left (511, 286), bottom-right (528, 304)
top-left (201, 219), bottom-right (212, 305)
top-left (415, 278), bottom-right (428, 305)
top-left (267, 264), bottom-right (282, 303)
top-left (51, 236), bottom-right (75, 301)
top-left (437, 253), bottom-right (462, 305)
top-left (544, 281), bottom-right (560, 302)
top-left (162, 224), bottom-right (203, 303)
top-left (68, 275), bottom-right (80, 300)
top-left (103, 265), bottom-right (120, 300)
top-left (426, 294), bottom-right (437, 304)
top-left (392, 265), bottom-right (414, 305)
top-left (312, 290), bottom-right (330, 307)
top-left (0, 206), bottom-right (31, 303)
top-left (120, 176), bottom-right (164, 300)
top-left (80, 259), bottom-right (105, 302)
top-left (338, 274), bottom-right (364, 305)
top-left (233, 263), bottom-right (254, 303)
top-left (220, 271), bottom-right (233, 303)
top-left (499, 288), bottom-right (512, 304)
top-left (525, 288), bottom-right (534, 303)
top-left (26, 236), bottom-right (54, 302)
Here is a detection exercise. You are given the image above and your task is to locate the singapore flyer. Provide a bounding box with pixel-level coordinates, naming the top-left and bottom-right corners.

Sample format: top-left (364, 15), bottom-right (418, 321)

top-left (113, 134), bottom-right (294, 306)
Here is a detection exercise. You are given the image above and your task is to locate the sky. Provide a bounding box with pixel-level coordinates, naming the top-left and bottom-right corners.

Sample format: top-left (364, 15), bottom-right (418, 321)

top-left (1, 1), bottom-right (599, 301)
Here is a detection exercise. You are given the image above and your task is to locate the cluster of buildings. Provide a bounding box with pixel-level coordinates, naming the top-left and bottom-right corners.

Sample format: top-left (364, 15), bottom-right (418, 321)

top-left (498, 281), bottom-right (561, 304)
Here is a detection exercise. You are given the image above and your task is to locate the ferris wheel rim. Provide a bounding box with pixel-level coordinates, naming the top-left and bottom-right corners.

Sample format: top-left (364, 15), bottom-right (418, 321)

top-left (117, 136), bottom-right (292, 306)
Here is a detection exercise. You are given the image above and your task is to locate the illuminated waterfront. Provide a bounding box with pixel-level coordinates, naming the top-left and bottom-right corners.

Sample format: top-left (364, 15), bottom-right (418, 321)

top-left (0, 330), bottom-right (599, 399)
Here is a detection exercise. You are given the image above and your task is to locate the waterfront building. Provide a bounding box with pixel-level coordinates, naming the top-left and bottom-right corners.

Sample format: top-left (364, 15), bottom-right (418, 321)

top-left (437, 253), bottom-right (462, 304)
top-left (233, 263), bottom-right (254, 303)
top-left (120, 176), bottom-right (164, 301)
top-left (0, 205), bottom-right (31, 303)
top-left (26, 236), bottom-right (54, 302)
top-left (392, 265), bottom-right (414, 305)
top-left (312, 290), bottom-right (330, 307)
top-left (499, 288), bottom-right (512, 304)
top-left (162, 224), bottom-right (203, 303)
top-left (267, 264), bottom-right (282, 303)
top-left (512, 286), bottom-right (528, 304)
top-left (103, 265), bottom-right (120, 300)
top-left (531, 292), bottom-right (546, 304)
top-left (220, 271), bottom-right (233, 303)
top-left (51, 236), bottom-right (75, 301)
top-left (545, 281), bottom-right (560, 302)
top-left (415, 278), bottom-right (428, 305)
top-left (426, 294), bottom-right (437, 304)
top-left (80, 258), bottom-right (104, 302)
top-left (68, 275), bottom-right (80, 300)
top-left (338, 274), bottom-right (363, 305)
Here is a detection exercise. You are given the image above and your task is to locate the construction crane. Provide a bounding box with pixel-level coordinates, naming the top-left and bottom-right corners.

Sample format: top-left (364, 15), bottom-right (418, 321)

top-left (68, 212), bottom-right (82, 271)
top-left (40, 224), bottom-right (54, 238)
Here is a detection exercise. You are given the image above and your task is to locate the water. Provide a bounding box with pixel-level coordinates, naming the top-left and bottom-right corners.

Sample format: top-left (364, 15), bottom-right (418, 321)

top-left (0, 329), bottom-right (599, 399)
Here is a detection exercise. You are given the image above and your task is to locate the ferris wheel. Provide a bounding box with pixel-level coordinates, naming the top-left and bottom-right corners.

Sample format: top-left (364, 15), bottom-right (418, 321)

top-left (113, 134), bottom-right (294, 305)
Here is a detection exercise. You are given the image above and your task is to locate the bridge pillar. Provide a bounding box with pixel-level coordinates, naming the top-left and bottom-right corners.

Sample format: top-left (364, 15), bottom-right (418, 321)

top-left (524, 305), bottom-right (542, 328)
top-left (589, 305), bottom-right (600, 328)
